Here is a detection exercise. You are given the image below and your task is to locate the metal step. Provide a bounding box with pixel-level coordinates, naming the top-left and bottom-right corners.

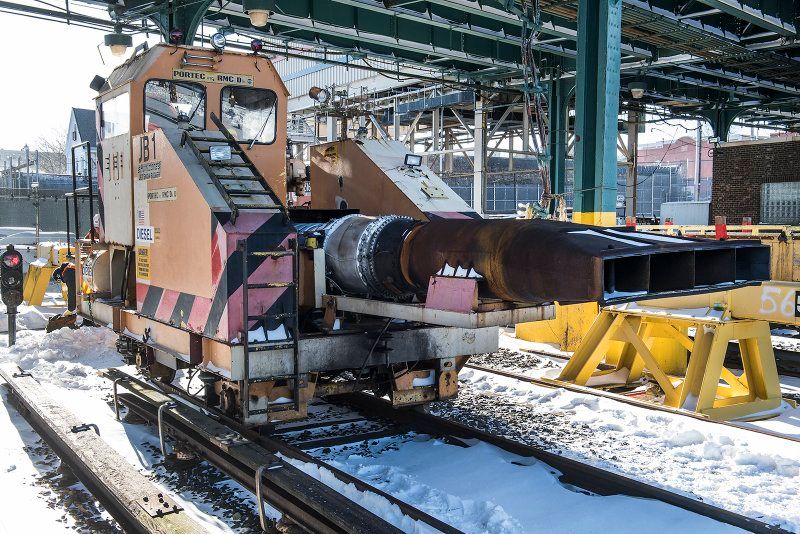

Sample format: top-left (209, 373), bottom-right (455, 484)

top-left (248, 342), bottom-right (297, 352)
top-left (199, 147), bottom-right (243, 155)
top-left (227, 190), bottom-right (271, 196)
top-left (215, 171), bottom-right (256, 179)
top-left (248, 312), bottom-right (296, 321)
top-left (248, 250), bottom-right (295, 258)
top-left (247, 282), bottom-right (295, 289)
top-left (234, 203), bottom-right (284, 210)
top-left (208, 161), bottom-right (250, 167)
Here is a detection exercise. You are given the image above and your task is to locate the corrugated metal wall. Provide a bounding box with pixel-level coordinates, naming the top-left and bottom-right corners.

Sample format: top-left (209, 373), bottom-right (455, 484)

top-left (274, 56), bottom-right (411, 112)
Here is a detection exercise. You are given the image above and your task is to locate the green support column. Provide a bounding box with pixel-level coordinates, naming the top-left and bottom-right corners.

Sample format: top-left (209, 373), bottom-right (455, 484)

top-left (699, 107), bottom-right (742, 142)
top-left (573, 0), bottom-right (622, 227)
top-left (548, 77), bottom-right (571, 197)
top-left (148, 0), bottom-right (216, 44)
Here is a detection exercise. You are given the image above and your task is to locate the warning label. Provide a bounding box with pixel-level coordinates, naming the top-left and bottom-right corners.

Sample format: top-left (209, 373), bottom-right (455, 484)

top-left (147, 187), bottom-right (177, 202)
top-left (136, 246), bottom-right (151, 281)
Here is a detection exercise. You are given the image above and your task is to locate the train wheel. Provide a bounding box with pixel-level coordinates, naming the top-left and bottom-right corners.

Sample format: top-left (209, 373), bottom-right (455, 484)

top-left (135, 346), bottom-right (176, 384)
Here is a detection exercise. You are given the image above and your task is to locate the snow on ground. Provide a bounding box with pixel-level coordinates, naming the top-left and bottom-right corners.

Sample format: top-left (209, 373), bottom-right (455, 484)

top-left (0, 325), bottom-right (263, 532)
top-left (1, 317), bottom-right (798, 531)
top-left (0, 304), bottom-right (51, 333)
top-left (0, 324), bottom-right (750, 532)
top-left (0, 386), bottom-right (119, 533)
top-left (0, 227), bottom-right (68, 247)
top-left (430, 333), bottom-right (800, 531)
top-left (302, 435), bottom-right (738, 534)
top-left (493, 330), bottom-right (800, 438)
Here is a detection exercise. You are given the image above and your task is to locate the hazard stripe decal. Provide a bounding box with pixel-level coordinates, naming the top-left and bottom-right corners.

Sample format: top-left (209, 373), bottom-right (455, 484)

top-left (140, 286), bottom-right (164, 317)
top-left (169, 292), bottom-right (196, 326)
top-left (138, 211), bottom-right (296, 341)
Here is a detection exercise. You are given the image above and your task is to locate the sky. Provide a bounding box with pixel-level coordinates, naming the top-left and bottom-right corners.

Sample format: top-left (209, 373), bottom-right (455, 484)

top-left (0, 3), bottom-right (156, 150)
top-left (0, 3), bottom-right (778, 154)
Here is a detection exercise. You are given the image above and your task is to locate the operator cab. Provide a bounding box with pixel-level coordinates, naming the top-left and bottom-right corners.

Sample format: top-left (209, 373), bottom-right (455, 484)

top-left (87, 44), bottom-right (291, 309)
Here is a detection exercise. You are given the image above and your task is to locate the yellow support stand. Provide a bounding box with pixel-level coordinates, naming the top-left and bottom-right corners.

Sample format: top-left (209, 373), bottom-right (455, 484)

top-left (22, 262), bottom-right (57, 306)
top-left (557, 305), bottom-right (783, 421)
top-left (22, 243), bottom-right (72, 306)
top-left (516, 302), bottom-right (599, 351)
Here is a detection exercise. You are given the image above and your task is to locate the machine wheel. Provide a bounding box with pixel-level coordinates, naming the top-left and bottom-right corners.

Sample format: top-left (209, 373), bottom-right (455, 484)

top-left (219, 386), bottom-right (239, 418)
top-left (135, 346), bottom-right (177, 384)
top-left (151, 366), bottom-right (177, 384)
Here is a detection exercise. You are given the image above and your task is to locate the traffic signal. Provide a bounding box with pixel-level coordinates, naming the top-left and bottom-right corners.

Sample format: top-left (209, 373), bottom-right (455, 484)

top-left (1, 245), bottom-right (24, 308)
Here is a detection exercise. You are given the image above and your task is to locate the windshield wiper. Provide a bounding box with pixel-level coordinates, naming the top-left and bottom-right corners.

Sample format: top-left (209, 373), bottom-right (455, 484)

top-left (248, 106), bottom-right (275, 150)
top-left (185, 96), bottom-right (204, 128)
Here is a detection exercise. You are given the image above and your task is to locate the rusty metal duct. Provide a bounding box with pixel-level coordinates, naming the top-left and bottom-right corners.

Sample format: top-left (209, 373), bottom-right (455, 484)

top-left (400, 219), bottom-right (770, 305)
top-left (317, 216), bottom-right (769, 305)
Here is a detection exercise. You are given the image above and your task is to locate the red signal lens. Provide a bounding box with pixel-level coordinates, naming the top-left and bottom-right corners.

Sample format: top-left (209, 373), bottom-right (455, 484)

top-left (2, 253), bottom-right (21, 268)
top-left (169, 29), bottom-right (184, 44)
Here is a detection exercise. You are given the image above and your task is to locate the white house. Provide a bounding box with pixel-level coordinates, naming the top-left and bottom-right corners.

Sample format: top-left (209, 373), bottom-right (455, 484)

top-left (66, 108), bottom-right (98, 178)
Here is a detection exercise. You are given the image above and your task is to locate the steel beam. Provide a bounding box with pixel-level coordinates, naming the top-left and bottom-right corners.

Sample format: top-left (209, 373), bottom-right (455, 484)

top-left (432, 107), bottom-right (442, 172)
top-left (625, 105), bottom-right (640, 220)
top-left (548, 77), bottom-right (571, 196)
top-left (694, 0), bottom-right (796, 36)
top-left (473, 95), bottom-right (486, 214)
top-left (393, 97), bottom-right (401, 140)
top-left (698, 106), bottom-right (742, 141)
top-left (573, 0), bottom-right (623, 226)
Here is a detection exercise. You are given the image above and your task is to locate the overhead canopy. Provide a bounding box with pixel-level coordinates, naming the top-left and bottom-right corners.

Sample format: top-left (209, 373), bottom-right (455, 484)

top-left (11, 0), bottom-right (799, 129)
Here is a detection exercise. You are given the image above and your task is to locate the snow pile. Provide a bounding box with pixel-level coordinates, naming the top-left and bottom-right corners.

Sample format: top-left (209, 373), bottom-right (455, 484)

top-left (303, 435), bottom-right (736, 533)
top-left (0, 305), bottom-right (51, 333)
top-left (0, 327), bottom-right (120, 390)
top-left (434, 368), bottom-right (800, 531)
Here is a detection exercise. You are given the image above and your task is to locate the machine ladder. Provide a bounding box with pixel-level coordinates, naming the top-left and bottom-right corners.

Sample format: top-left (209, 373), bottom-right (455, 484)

top-left (183, 112), bottom-right (302, 421)
top-left (180, 113), bottom-right (284, 222)
top-left (239, 237), bottom-right (302, 421)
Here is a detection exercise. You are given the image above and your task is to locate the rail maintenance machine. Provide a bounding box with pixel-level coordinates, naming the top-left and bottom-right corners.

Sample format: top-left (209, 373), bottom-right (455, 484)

top-left (74, 42), bottom-right (770, 425)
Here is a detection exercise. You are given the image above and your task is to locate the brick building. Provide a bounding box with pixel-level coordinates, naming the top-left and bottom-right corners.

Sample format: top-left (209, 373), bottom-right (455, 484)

top-left (711, 135), bottom-right (800, 224)
top-left (638, 136), bottom-right (714, 181)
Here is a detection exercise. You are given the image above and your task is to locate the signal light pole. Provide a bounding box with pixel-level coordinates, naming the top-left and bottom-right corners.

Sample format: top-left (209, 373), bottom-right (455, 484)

top-left (1, 244), bottom-right (24, 346)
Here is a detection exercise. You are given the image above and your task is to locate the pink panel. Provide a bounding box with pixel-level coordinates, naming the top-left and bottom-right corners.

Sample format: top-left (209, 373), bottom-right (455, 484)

top-left (225, 253), bottom-right (294, 339)
top-left (187, 296), bottom-right (213, 333)
top-left (135, 282), bottom-right (150, 311)
top-left (425, 276), bottom-right (478, 313)
top-left (154, 289), bottom-right (179, 321)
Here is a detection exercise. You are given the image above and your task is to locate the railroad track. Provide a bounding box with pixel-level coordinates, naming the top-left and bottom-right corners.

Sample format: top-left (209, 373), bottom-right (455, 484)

top-left (6, 358), bottom-right (788, 533)
top-left (111, 368), bottom-right (787, 533)
top-left (330, 393), bottom-right (789, 534)
top-left (463, 355), bottom-right (800, 444)
top-left (103, 368), bottom-right (458, 533)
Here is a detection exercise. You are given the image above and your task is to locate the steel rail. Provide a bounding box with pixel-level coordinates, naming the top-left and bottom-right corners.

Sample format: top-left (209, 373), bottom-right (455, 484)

top-left (0, 365), bottom-right (205, 534)
top-left (104, 368), bottom-right (461, 534)
top-left (2, 388), bottom-right (146, 533)
top-left (465, 360), bottom-right (800, 446)
top-left (479, 344), bottom-right (800, 444)
top-left (107, 366), bottom-right (790, 532)
top-left (337, 392), bottom-right (790, 534)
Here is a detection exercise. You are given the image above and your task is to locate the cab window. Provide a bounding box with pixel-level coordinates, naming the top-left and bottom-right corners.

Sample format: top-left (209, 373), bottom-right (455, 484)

top-left (221, 87), bottom-right (277, 144)
top-left (101, 92), bottom-right (130, 139)
top-left (144, 80), bottom-right (205, 131)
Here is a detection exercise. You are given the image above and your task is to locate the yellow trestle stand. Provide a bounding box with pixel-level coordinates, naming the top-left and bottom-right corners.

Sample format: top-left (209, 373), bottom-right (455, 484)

top-left (557, 304), bottom-right (783, 421)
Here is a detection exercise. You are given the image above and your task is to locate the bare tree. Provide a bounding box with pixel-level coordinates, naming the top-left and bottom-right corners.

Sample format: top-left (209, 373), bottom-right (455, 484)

top-left (34, 128), bottom-right (68, 174)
